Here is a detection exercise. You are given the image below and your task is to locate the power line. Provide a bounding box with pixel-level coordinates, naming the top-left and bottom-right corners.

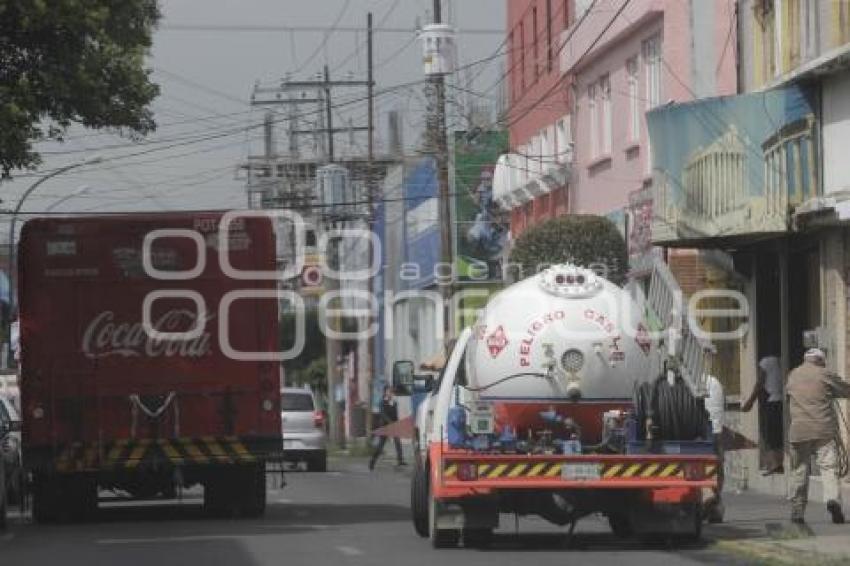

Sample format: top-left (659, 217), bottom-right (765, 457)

top-left (292, 0), bottom-right (352, 75)
top-left (330, 0), bottom-right (401, 74)
top-left (160, 23), bottom-right (503, 35)
top-left (154, 68), bottom-right (249, 106)
top-left (21, 51), bottom-right (516, 175)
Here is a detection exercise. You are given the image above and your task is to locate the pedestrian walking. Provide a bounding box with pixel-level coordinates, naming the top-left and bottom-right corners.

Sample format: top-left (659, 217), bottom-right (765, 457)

top-left (704, 366), bottom-right (725, 523)
top-left (742, 354), bottom-right (784, 474)
top-left (369, 386), bottom-right (406, 470)
top-left (786, 348), bottom-right (850, 525)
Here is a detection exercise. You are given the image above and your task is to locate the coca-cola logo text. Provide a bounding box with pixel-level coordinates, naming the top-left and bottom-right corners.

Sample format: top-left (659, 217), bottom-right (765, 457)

top-left (82, 310), bottom-right (212, 359)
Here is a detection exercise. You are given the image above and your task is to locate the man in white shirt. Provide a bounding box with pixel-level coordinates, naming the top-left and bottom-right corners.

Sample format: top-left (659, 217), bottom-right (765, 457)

top-left (743, 355), bottom-right (784, 474)
top-left (703, 344), bottom-right (725, 523)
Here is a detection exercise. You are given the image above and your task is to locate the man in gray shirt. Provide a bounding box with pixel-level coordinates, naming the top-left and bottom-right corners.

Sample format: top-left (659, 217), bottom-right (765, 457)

top-left (787, 348), bottom-right (850, 524)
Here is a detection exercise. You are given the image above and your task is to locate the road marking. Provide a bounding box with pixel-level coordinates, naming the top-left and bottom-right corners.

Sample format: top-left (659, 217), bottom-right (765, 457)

top-left (98, 528), bottom-right (331, 545)
top-left (336, 545), bottom-right (363, 556)
top-left (98, 535), bottom-right (244, 545)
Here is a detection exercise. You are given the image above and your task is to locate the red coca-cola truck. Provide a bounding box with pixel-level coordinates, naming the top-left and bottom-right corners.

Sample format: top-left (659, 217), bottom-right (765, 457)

top-left (18, 212), bottom-right (284, 521)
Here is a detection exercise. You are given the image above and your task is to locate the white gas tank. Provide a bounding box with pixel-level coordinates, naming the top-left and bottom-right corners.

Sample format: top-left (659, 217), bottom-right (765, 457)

top-left (467, 264), bottom-right (659, 400)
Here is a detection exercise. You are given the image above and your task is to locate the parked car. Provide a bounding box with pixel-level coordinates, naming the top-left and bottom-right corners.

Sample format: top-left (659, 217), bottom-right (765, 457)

top-left (0, 396), bottom-right (21, 505)
top-left (281, 388), bottom-right (327, 472)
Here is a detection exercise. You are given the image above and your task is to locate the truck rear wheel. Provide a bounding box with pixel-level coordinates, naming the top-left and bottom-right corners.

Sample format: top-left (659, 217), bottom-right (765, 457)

top-left (411, 462), bottom-right (429, 537)
top-left (306, 451), bottom-right (327, 472)
top-left (205, 464), bottom-right (266, 518)
top-left (429, 490), bottom-right (460, 548)
top-left (239, 463), bottom-right (267, 517)
top-left (33, 474), bottom-right (97, 523)
top-left (462, 528), bottom-right (493, 548)
top-left (608, 513), bottom-right (634, 538)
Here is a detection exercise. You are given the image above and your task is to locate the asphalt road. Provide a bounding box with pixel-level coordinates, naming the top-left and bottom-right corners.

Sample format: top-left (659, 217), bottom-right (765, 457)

top-left (0, 457), bottom-right (750, 566)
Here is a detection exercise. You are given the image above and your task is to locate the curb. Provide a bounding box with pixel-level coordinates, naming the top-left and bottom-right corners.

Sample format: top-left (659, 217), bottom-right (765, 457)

top-left (716, 539), bottom-right (850, 565)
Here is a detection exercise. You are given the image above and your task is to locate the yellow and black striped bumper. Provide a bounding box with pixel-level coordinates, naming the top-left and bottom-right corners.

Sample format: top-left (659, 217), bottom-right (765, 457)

top-left (49, 437), bottom-right (265, 473)
top-left (442, 459), bottom-right (717, 483)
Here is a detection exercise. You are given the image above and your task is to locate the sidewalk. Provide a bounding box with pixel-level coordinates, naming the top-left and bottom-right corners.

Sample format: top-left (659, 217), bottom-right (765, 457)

top-left (709, 489), bottom-right (850, 564)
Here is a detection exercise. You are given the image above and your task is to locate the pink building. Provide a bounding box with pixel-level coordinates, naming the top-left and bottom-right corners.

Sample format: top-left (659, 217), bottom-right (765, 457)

top-left (565, 0), bottom-right (736, 216)
top-left (496, 0), bottom-right (737, 258)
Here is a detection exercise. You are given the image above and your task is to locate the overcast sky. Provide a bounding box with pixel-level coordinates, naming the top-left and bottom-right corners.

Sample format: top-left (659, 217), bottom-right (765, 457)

top-left (0, 0), bottom-right (505, 226)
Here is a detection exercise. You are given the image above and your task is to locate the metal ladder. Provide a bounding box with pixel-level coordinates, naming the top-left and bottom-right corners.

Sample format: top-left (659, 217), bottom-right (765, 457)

top-left (646, 257), bottom-right (711, 398)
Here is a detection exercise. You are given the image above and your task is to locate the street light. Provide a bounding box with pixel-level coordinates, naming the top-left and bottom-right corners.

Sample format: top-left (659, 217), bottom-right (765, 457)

top-left (5, 156), bottom-right (102, 362)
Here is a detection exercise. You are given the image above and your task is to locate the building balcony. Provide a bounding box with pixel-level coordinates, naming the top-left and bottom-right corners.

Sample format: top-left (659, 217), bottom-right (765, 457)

top-left (493, 146), bottom-right (573, 210)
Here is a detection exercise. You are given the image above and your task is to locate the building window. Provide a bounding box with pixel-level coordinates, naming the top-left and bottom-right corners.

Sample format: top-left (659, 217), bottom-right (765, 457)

top-left (627, 57), bottom-right (639, 143)
top-left (509, 32), bottom-right (517, 104)
top-left (556, 115), bottom-right (571, 164)
top-left (520, 22), bottom-right (526, 90)
top-left (588, 84), bottom-right (598, 159)
top-left (642, 34), bottom-right (662, 110)
top-left (533, 6), bottom-right (539, 81)
top-left (600, 74), bottom-right (612, 156)
top-left (533, 135), bottom-right (543, 175)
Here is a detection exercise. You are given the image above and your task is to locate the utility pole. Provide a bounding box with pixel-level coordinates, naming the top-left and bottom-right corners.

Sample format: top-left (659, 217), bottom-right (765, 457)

top-left (365, 11), bottom-right (377, 436)
top-left (242, 44), bottom-right (379, 450)
top-left (322, 64), bottom-right (342, 448)
top-left (324, 65), bottom-right (335, 163)
top-left (431, 0), bottom-right (454, 345)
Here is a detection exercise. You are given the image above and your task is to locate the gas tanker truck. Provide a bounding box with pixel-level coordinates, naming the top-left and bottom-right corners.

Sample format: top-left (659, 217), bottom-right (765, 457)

top-left (404, 263), bottom-right (718, 548)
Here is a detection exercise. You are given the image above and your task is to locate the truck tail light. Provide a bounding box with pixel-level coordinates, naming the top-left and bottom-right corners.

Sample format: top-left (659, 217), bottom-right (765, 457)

top-left (683, 462), bottom-right (704, 481)
top-left (313, 410), bottom-right (325, 429)
top-left (457, 462), bottom-right (478, 481)
top-left (32, 405), bottom-right (45, 420)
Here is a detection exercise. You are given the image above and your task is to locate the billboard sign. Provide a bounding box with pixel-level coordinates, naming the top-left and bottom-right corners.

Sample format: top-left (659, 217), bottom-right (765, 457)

top-left (648, 85), bottom-right (818, 244)
top-left (453, 130), bottom-right (510, 282)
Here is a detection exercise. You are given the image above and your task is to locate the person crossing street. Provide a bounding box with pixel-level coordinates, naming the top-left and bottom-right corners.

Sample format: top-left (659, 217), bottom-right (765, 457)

top-left (369, 386), bottom-right (406, 470)
top-left (787, 348), bottom-right (850, 525)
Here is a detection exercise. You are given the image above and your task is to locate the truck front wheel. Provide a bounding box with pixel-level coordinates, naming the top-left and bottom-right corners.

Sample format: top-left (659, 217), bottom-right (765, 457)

top-left (411, 461), bottom-right (429, 537)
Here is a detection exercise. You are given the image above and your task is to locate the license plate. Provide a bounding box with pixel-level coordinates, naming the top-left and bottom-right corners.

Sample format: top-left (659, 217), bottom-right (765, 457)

top-left (283, 440), bottom-right (294, 448)
top-left (562, 463), bottom-right (601, 481)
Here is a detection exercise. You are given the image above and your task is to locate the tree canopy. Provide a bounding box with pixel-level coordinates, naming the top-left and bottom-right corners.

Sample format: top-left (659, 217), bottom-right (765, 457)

top-left (0, 0), bottom-right (161, 177)
top-left (508, 214), bottom-right (629, 285)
